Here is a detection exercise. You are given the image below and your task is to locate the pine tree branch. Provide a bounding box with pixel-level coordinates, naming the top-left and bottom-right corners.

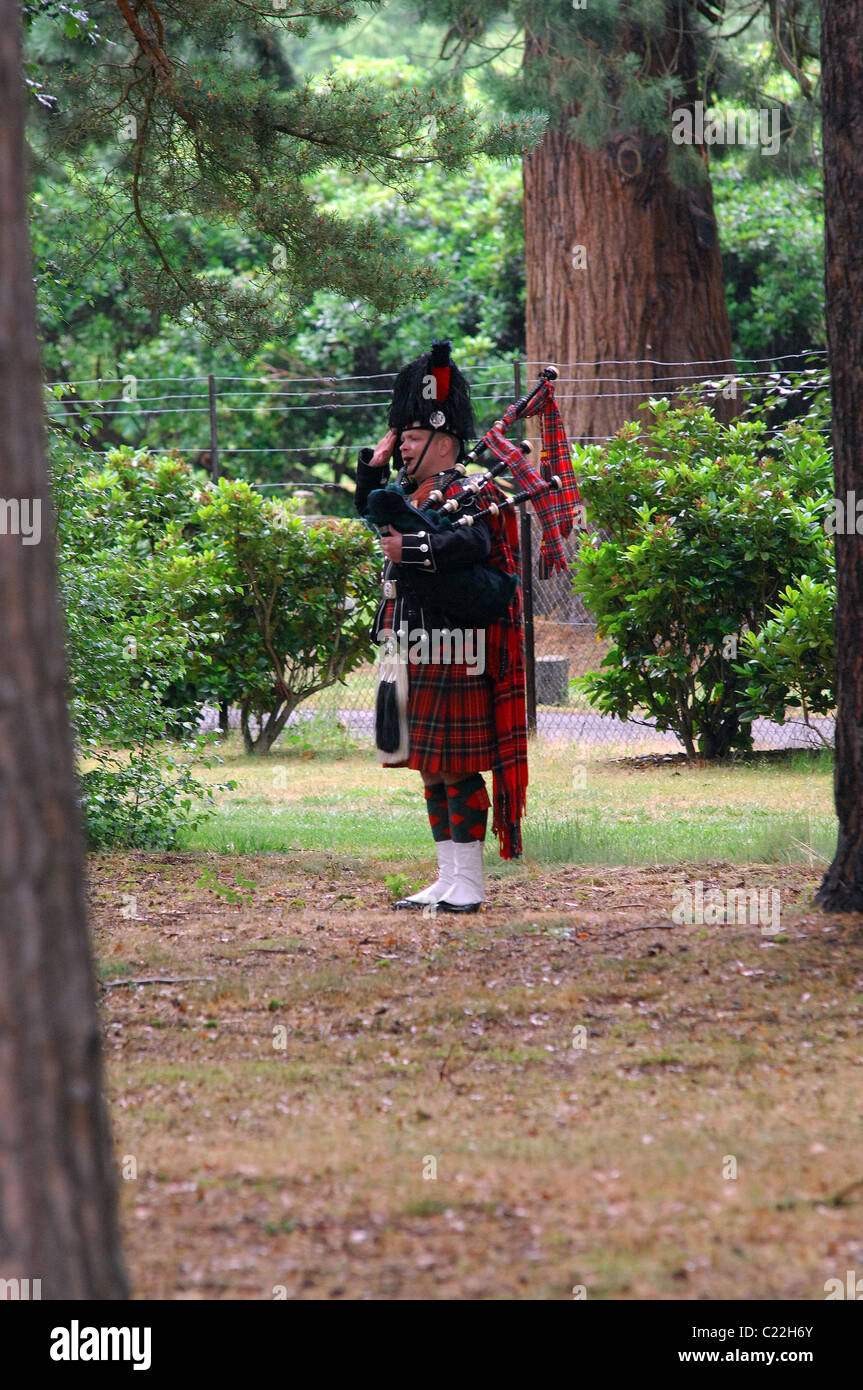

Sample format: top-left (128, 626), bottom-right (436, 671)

top-left (768, 0), bottom-right (814, 100)
top-left (451, 29), bottom-right (522, 74)
top-left (115, 0), bottom-right (200, 133)
top-left (115, 0), bottom-right (171, 85)
top-left (716, 5), bottom-right (763, 42)
top-left (693, 0), bottom-right (727, 21)
top-left (128, 76), bottom-right (203, 315)
top-left (142, 0), bottom-right (165, 47)
top-left (83, 207), bottom-right (138, 264)
top-left (33, 1), bottom-right (537, 341)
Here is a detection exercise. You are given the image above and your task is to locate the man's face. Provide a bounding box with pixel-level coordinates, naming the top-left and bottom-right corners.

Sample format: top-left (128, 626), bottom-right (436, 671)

top-left (399, 428), bottom-right (458, 481)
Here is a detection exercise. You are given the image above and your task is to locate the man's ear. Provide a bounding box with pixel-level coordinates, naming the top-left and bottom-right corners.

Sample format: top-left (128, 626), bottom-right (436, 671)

top-left (440, 433), bottom-right (459, 463)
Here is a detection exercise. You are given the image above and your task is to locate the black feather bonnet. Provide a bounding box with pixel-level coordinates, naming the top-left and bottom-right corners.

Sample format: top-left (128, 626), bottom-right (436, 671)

top-left (387, 339), bottom-right (475, 450)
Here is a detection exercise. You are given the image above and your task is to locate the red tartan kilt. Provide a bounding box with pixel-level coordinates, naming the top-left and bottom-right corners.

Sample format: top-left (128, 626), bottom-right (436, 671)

top-left (401, 660), bottom-right (495, 772)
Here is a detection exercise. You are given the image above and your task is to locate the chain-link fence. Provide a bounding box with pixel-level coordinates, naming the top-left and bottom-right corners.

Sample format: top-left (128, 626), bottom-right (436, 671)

top-left (51, 354), bottom-right (834, 755)
top-left (303, 502), bottom-right (834, 756)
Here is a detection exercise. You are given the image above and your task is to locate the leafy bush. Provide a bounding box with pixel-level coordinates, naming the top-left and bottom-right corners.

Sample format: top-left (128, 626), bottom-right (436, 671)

top-left (191, 479), bottom-right (379, 752)
top-left (53, 430), bottom-right (381, 840)
top-left (737, 574), bottom-right (835, 736)
top-left (572, 399), bottom-right (833, 758)
top-left (61, 445), bottom-right (381, 759)
top-left (52, 434), bottom-right (226, 847)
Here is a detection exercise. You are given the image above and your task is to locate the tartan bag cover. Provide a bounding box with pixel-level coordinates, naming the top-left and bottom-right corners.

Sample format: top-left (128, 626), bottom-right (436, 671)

top-left (486, 379), bottom-right (582, 578)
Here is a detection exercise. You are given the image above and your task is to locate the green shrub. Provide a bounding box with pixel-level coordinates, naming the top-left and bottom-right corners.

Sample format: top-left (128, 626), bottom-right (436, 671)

top-left (58, 444), bottom-right (381, 774)
top-left (737, 574), bottom-right (835, 735)
top-left (52, 434), bottom-right (226, 847)
top-left (572, 399), bottom-right (833, 758)
top-left (189, 478), bottom-right (380, 752)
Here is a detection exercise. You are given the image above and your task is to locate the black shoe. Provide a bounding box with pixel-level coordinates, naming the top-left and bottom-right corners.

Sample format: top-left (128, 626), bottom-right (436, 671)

top-left (436, 900), bottom-right (481, 914)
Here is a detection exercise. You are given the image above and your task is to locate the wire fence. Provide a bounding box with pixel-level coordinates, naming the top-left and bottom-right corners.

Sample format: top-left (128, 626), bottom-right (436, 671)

top-left (49, 352), bottom-right (834, 756)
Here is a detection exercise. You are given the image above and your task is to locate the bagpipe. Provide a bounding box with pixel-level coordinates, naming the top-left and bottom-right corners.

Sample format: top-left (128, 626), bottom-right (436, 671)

top-left (366, 366), bottom-right (572, 625)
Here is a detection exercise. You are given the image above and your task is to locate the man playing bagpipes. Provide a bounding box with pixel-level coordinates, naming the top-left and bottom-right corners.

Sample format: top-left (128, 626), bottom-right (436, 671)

top-left (355, 339), bottom-right (581, 913)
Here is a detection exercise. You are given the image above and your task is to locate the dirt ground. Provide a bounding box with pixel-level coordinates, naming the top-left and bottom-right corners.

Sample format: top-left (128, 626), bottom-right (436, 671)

top-left (534, 616), bottom-right (607, 674)
top-left (90, 853), bottom-right (863, 1301)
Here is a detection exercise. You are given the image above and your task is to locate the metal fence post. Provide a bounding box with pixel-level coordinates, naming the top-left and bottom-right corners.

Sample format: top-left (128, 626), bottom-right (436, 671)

top-left (208, 373), bottom-right (220, 482)
top-left (515, 361), bottom-right (538, 735)
top-left (209, 372), bottom-right (228, 733)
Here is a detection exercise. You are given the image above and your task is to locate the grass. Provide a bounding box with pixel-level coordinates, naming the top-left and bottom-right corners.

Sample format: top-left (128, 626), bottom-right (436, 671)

top-left (525, 808), bottom-right (836, 866)
top-left (178, 735), bottom-right (837, 867)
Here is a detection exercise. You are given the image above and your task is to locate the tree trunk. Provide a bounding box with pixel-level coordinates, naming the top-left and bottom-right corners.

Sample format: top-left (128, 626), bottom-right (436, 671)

top-left (241, 697), bottom-right (256, 753)
top-left (257, 700), bottom-right (297, 754)
top-left (523, 19), bottom-right (736, 442)
top-left (0, 3), bottom-right (128, 1297)
top-left (240, 695), bottom-right (298, 754)
top-left (815, 0), bottom-right (863, 911)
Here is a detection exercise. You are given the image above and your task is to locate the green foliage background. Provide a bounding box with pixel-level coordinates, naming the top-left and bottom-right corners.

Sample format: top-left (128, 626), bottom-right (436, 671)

top-left (31, 0), bottom-right (834, 780)
top-left (29, 7), bottom-right (827, 513)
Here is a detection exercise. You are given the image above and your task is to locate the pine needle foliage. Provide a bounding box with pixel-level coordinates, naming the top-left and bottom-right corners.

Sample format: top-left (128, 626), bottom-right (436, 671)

top-left (22, 0), bottom-right (545, 347)
top-left (420, 0), bottom-right (820, 169)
